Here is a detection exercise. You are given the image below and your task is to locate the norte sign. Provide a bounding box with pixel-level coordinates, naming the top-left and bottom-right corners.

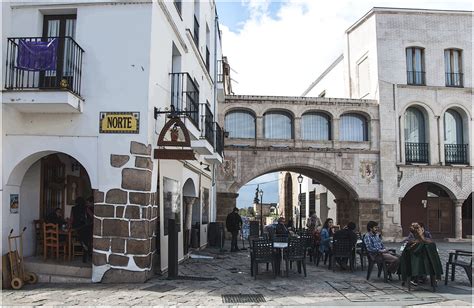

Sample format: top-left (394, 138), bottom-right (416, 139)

top-left (99, 112), bottom-right (140, 134)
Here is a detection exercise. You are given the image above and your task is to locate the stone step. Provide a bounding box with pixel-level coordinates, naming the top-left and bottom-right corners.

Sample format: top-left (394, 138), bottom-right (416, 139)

top-left (24, 258), bottom-right (92, 279)
top-left (37, 273), bottom-right (91, 284)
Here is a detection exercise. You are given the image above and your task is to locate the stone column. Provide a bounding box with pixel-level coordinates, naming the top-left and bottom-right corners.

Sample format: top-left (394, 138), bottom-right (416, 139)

top-left (256, 116), bottom-right (264, 144)
top-left (454, 199), bottom-right (464, 239)
top-left (332, 118), bottom-right (340, 149)
top-left (183, 196), bottom-right (197, 249)
top-left (216, 192), bottom-right (239, 224)
top-left (357, 199), bottom-right (380, 234)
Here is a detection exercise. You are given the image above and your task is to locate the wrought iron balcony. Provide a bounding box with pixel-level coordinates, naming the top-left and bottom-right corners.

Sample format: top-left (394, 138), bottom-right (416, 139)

top-left (170, 72), bottom-right (199, 127)
top-left (215, 122), bottom-right (224, 156)
top-left (405, 142), bottom-right (429, 164)
top-left (4, 36), bottom-right (84, 97)
top-left (193, 15), bottom-right (199, 48)
top-left (407, 71), bottom-right (426, 86)
top-left (445, 144), bottom-right (468, 165)
top-left (445, 73), bottom-right (463, 87)
top-left (201, 103), bottom-right (214, 146)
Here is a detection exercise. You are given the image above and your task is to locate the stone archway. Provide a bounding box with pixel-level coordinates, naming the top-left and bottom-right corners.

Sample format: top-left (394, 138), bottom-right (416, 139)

top-left (216, 150), bottom-right (379, 233)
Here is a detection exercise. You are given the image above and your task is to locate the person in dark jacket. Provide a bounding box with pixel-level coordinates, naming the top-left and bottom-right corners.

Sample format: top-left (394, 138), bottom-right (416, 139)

top-left (226, 207), bottom-right (242, 252)
top-left (275, 217), bottom-right (289, 236)
top-left (46, 208), bottom-right (67, 227)
top-left (71, 197), bottom-right (93, 262)
top-left (333, 222), bottom-right (358, 269)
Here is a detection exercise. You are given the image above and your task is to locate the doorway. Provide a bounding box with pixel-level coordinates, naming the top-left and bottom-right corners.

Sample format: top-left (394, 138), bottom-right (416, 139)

top-left (401, 183), bottom-right (454, 238)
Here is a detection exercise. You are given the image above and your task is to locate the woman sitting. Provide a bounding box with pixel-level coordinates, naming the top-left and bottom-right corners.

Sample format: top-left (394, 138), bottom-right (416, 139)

top-left (319, 218), bottom-right (334, 256)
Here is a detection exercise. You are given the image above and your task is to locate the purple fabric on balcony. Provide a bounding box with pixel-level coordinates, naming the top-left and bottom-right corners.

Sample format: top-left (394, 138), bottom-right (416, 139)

top-left (17, 39), bottom-right (58, 71)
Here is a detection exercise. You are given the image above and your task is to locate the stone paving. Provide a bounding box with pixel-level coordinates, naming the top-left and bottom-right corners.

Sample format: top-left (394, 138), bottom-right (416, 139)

top-left (2, 241), bottom-right (472, 306)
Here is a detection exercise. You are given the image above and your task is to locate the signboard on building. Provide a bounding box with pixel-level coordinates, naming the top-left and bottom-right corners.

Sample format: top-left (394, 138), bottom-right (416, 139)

top-left (99, 112), bottom-right (140, 134)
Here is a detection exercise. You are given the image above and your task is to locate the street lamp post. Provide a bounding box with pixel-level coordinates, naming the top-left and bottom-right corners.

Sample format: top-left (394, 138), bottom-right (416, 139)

top-left (297, 174), bottom-right (303, 231)
top-left (259, 188), bottom-right (264, 235)
top-left (253, 185), bottom-right (260, 235)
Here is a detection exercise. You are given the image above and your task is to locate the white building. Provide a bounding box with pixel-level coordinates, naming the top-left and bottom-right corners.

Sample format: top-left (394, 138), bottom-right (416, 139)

top-left (1, 0), bottom-right (229, 283)
top-left (303, 8), bottom-right (472, 239)
top-left (278, 172), bottom-right (336, 229)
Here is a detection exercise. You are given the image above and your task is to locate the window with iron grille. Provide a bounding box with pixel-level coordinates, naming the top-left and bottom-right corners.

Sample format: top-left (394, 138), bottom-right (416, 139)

top-left (309, 191), bottom-right (316, 214)
top-left (299, 193), bottom-right (306, 217)
top-left (406, 47), bottom-right (425, 85)
top-left (445, 49), bottom-right (463, 87)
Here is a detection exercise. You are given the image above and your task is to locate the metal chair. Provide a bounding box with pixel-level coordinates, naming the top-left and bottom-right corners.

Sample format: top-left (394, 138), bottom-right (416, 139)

top-left (366, 249), bottom-right (397, 282)
top-left (283, 237), bottom-right (307, 277)
top-left (331, 238), bottom-right (355, 271)
top-left (445, 250), bottom-right (472, 286)
top-left (252, 239), bottom-right (276, 279)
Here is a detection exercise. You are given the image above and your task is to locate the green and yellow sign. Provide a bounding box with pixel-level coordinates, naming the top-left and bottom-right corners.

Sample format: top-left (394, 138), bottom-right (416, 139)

top-left (99, 112), bottom-right (140, 134)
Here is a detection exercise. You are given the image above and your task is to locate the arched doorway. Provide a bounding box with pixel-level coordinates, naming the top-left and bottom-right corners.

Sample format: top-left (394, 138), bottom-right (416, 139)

top-left (182, 178), bottom-right (198, 254)
top-left (401, 183), bottom-right (454, 238)
top-left (13, 152), bottom-right (93, 262)
top-left (284, 173), bottom-right (293, 221)
top-left (462, 193), bottom-right (472, 238)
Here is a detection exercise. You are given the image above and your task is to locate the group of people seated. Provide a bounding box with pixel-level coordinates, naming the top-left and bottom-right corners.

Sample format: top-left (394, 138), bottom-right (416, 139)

top-left (263, 211), bottom-right (441, 286)
top-left (44, 196), bottom-right (94, 262)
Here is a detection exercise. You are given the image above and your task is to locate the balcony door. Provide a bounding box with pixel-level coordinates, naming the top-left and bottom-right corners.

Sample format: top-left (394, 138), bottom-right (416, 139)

top-left (40, 15), bottom-right (77, 89)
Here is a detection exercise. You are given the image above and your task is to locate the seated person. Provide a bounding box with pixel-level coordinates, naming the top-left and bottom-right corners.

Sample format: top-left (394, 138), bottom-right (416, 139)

top-left (333, 222), bottom-right (358, 269)
top-left (403, 222), bottom-right (432, 244)
top-left (319, 218), bottom-right (334, 255)
top-left (286, 218), bottom-right (294, 231)
top-left (306, 211), bottom-right (322, 233)
top-left (275, 217), bottom-right (289, 236)
top-left (46, 208), bottom-right (66, 227)
top-left (364, 221), bottom-right (400, 276)
top-left (333, 222), bottom-right (358, 246)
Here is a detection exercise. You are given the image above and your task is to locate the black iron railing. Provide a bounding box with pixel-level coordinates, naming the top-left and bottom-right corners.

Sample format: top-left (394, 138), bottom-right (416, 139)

top-left (446, 73), bottom-right (463, 87)
top-left (193, 15), bottom-right (199, 47)
top-left (215, 122), bottom-right (224, 156)
top-left (170, 72), bottom-right (199, 127)
top-left (5, 36), bottom-right (84, 97)
top-left (173, 0), bottom-right (182, 16)
top-left (407, 71), bottom-right (426, 86)
top-left (445, 144), bottom-right (468, 164)
top-left (205, 46), bottom-right (210, 73)
top-left (202, 104), bottom-right (214, 146)
top-left (405, 142), bottom-right (429, 163)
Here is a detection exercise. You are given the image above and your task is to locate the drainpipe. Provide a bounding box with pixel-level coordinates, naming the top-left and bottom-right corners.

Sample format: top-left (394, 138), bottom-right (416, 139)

top-left (212, 8), bottom-right (219, 222)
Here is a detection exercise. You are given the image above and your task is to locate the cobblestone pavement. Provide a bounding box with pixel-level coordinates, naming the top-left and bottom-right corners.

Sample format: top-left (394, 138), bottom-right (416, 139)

top-left (2, 242), bottom-right (472, 306)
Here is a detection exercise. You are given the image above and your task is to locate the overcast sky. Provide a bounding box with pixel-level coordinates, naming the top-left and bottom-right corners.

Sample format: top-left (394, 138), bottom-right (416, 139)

top-left (215, 0), bottom-right (473, 208)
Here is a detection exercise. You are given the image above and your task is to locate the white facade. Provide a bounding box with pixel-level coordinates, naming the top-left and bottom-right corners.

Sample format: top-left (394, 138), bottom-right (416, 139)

top-left (2, 0), bottom-right (226, 282)
top-left (304, 8), bottom-right (472, 238)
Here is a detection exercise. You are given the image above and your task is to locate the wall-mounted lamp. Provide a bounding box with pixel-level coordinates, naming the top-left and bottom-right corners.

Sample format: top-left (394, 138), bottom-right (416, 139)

top-left (200, 162), bottom-right (211, 172)
top-left (421, 199), bottom-right (427, 208)
top-left (71, 160), bottom-right (80, 172)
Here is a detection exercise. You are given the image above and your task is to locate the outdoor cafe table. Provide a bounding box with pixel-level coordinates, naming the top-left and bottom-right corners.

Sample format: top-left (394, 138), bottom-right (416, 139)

top-left (273, 242), bottom-right (288, 276)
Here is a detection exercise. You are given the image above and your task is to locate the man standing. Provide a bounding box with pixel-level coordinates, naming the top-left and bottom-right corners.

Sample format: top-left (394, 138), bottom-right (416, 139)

top-left (364, 221), bottom-right (400, 275)
top-left (226, 207), bottom-right (242, 252)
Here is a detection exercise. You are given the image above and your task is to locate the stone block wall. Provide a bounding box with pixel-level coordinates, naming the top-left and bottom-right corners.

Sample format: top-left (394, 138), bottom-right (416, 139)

top-left (92, 141), bottom-right (158, 283)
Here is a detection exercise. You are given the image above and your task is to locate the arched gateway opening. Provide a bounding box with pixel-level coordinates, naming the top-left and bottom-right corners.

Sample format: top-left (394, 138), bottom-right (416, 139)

top-left (217, 157), bottom-right (379, 235)
top-left (5, 152), bottom-right (93, 272)
top-left (401, 183), bottom-right (455, 238)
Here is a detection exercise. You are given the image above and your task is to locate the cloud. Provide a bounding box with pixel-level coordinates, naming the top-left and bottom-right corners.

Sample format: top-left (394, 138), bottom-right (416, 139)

top-left (220, 0), bottom-right (473, 96)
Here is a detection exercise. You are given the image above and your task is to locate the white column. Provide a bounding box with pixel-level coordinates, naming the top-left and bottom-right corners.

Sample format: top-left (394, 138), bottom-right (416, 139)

top-left (454, 199), bottom-right (464, 239)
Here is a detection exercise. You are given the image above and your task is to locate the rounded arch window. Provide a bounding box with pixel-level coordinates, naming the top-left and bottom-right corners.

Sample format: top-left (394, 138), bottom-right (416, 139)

top-left (264, 111), bottom-right (293, 139)
top-left (340, 113), bottom-right (368, 141)
top-left (301, 112), bottom-right (330, 141)
top-left (224, 110), bottom-right (256, 139)
top-left (404, 107), bottom-right (426, 143)
top-left (444, 109), bottom-right (463, 144)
